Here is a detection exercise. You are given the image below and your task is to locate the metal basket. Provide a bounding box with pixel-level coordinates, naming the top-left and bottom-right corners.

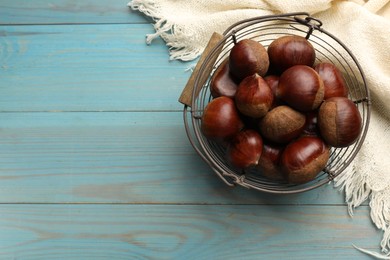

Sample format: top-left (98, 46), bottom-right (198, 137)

top-left (181, 12), bottom-right (371, 194)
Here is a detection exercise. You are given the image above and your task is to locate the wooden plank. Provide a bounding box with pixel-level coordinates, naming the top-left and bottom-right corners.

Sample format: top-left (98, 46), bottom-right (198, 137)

top-left (0, 24), bottom-right (190, 112)
top-left (0, 111), bottom-right (351, 204)
top-left (0, 0), bottom-right (148, 25)
top-left (0, 204), bottom-right (379, 259)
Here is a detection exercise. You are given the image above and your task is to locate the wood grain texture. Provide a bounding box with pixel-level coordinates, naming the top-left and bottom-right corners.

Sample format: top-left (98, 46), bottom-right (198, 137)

top-left (0, 24), bottom-right (189, 112)
top-left (0, 111), bottom-right (347, 205)
top-left (0, 0), bottom-right (147, 24)
top-left (0, 204), bottom-right (379, 259)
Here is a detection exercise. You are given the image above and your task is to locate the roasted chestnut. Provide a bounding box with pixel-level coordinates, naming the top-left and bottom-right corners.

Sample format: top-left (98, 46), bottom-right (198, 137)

top-left (281, 136), bottom-right (330, 184)
top-left (318, 96), bottom-right (362, 147)
top-left (201, 96), bottom-right (244, 141)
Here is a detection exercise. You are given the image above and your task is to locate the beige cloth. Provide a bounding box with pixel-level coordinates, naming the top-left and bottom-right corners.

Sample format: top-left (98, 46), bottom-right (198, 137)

top-left (130, 0), bottom-right (390, 258)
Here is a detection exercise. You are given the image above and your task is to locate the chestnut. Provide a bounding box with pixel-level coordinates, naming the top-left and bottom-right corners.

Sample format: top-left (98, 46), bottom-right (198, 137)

top-left (259, 105), bottom-right (306, 144)
top-left (257, 142), bottom-right (285, 181)
top-left (264, 75), bottom-right (283, 108)
top-left (201, 96), bottom-right (244, 141)
top-left (268, 35), bottom-right (315, 73)
top-left (264, 75), bottom-right (279, 95)
top-left (229, 39), bottom-right (269, 80)
top-left (277, 65), bottom-right (324, 112)
top-left (227, 129), bottom-right (263, 169)
top-left (318, 97), bottom-right (362, 147)
top-left (314, 62), bottom-right (348, 99)
top-left (210, 58), bottom-right (239, 98)
top-left (281, 136), bottom-right (330, 184)
top-left (235, 74), bottom-right (274, 118)
top-left (302, 110), bottom-right (319, 137)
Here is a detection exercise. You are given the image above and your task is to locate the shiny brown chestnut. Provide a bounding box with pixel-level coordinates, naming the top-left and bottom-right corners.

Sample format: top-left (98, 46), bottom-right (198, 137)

top-left (318, 97), bottom-right (362, 147)
top-left (302, 110), bottom-right (319, 137)
top-left (259, 105), bottom-right (306, 144)
top-left (229, 39), bottom-right (269, 80)
top-left (264, 75), bottom-right (283, 108)
top-left (210, 59), bottom-right (239, 98)
top-left (264, 75), bottom-right (279, 95)
top-left (281, 136), bottom-right (330, 184)
top-left (314, 62), bottom-right (348, 99)
top-left (268, 35), bottom-right (315, 73)
top-left (235, 74), bottom-right (274, 118)
top-left (257, 142), bottom-right (285, 181)
top-left (227, 129), bottom-right (263, 169)
top-left (277, 65), bottom-right (324, 112)
top-left (201, 96), bottom-right (244, 141)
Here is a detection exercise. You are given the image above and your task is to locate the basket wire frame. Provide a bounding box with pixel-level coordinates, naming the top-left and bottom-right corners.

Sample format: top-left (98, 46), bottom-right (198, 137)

top-left (183, 12), bottom-right (371, 194)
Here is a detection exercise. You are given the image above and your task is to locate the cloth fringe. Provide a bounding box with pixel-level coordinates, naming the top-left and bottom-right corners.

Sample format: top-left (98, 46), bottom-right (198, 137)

top-left (335, 164), bottom-right (390, 257)
top-left (129, 0), bottom-right (203, 60)
top-left (334, 165), bottom-right (370, 216)
top-left (353, 245), bottom-right (390, 259)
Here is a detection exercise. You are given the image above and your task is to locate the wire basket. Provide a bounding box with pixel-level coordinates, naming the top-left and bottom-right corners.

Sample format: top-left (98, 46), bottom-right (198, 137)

top-left (180, 12), bottom-right (371, 194)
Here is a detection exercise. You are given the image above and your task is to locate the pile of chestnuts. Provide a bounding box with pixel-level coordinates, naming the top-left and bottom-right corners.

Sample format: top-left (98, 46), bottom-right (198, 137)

top-left (201, 35), bottom-right (362, 184)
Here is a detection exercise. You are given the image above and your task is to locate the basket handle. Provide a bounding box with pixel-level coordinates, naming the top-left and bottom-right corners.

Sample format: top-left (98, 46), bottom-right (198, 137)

top-left (178, 32), bottom-right (224, 107)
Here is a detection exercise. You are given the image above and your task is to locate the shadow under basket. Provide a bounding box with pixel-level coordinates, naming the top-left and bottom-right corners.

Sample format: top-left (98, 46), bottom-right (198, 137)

top-left (179, 12), bottom-right (371, 194)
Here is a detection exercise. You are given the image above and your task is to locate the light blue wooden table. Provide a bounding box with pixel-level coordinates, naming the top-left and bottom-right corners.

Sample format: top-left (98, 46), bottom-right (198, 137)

top-left (0, 1), bottom-right (381, 259)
